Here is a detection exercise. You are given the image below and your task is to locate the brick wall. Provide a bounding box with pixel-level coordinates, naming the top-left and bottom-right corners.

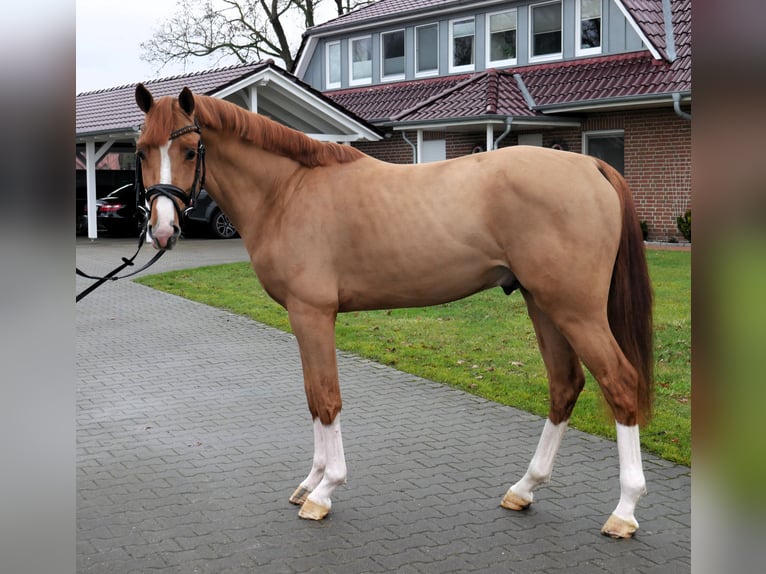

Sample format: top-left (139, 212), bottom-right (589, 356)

top-left (623, 108), bottom-right (692, 242)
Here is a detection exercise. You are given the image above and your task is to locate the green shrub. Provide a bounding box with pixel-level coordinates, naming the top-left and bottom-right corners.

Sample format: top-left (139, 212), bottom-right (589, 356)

top-left (676, 210), bottom-right (691, 242)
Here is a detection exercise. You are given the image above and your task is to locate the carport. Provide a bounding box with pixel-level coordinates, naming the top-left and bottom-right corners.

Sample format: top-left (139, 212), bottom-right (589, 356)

top-left (76, 60), bottom-right (381, 239)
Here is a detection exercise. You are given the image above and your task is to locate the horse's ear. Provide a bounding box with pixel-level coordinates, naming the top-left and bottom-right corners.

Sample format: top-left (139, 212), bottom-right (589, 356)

top-left (135, 83), bottom-right (153, 113)
top-left (179, 87), bottom-right (195, 116)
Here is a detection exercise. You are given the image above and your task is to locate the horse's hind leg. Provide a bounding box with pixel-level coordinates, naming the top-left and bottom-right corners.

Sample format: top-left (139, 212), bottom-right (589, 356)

top-left (553, 314), bottom-right (647, 538)
top-left (286, 302), bottom-right (347, 520)
top-left (501, 292), bottom-right (585, 511)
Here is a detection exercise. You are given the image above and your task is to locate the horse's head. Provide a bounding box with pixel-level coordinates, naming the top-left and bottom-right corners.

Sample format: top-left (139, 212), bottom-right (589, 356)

top-left (135, 84), bottom-right (205, 250)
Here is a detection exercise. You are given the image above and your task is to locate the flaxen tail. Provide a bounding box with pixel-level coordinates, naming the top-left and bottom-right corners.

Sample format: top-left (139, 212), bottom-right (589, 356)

top-left (597, 159), bottom-right (654, 424)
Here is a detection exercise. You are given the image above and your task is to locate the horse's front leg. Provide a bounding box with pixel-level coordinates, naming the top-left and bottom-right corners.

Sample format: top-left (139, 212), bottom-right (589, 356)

top-left (286, 303), bottom-right (346, 520)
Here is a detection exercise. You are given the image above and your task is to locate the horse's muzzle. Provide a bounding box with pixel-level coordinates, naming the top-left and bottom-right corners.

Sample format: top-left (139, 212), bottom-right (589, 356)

top-left (148, 223), bottom-right (181, 250)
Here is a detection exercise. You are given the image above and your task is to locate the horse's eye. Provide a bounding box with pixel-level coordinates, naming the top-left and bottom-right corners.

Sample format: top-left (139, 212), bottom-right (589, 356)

top-left (185, 149), bottom-right (197, 161)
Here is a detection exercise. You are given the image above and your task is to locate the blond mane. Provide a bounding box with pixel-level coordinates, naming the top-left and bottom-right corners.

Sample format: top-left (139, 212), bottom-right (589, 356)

top-left (193, 95), bottom-right (366, 167)
top-left (139, 92), bottom-right (366, 167)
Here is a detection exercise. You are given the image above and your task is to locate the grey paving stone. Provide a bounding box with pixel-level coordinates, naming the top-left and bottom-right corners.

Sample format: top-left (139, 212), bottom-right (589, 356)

top-left (77, 237), bottom-right (690, 573)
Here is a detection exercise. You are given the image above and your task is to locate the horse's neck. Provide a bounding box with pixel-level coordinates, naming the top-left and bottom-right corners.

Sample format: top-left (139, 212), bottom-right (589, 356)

top-left (202, 134), bottom-right (300, 230)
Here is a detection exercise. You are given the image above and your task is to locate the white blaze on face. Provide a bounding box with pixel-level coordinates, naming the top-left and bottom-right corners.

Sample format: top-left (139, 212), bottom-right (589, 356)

top-left (150, 141), bottom-right (178, 244)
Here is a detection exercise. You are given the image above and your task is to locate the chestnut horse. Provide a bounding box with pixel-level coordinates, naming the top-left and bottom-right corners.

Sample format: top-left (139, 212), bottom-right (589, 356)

top-left (134, 84), bottom-right (653, 538)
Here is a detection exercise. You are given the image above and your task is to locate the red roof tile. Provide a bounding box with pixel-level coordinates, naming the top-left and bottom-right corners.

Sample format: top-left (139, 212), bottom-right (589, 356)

top-left (327, 75), bottom-right (469, 121)
top-left (310, 0), bottom-right (460, 33)
top-left (77, 62), bottom-right (270, 136)
top-left (518, 51), bottom-right (689, 107)
top-left (392, 70), bottom-right (536, 122)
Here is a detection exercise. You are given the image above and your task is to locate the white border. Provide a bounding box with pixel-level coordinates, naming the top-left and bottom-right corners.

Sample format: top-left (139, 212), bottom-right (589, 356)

top-left (528, 0), bottom-right (563, 63)
top-left (575, 0), bottom-right (603, 57)
top-left (486, 8), bottom-right (518, 68)
top-left (448, 16), bottom-right (476, 73)
top-left (381, 29), bottom-right (406, 82)
top-left (325, 40), bottom-right (341, 90)
top-left (415, 23), bottom-right (439, 77)
top-left (349, 35), bottom-right (373, 86)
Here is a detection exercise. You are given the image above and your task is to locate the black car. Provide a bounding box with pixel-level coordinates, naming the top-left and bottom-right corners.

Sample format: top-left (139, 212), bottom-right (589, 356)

top-left (185, 189), bottom-right (239, 239)
top-left (80, 184), bottom-right (238, 239)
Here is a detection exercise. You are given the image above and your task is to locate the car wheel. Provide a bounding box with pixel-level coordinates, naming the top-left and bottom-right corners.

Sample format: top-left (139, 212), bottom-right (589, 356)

top-left (210, 209), bottom-right (237, 239)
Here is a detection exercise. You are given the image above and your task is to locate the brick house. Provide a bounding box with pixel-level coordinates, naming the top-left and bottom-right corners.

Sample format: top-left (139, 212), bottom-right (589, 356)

top-left (294, 0), bottom-right (691, 241)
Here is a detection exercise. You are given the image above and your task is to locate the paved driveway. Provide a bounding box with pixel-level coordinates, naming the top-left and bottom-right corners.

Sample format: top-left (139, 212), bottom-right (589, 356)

top-left (76, 237), bottom-right (690, 573)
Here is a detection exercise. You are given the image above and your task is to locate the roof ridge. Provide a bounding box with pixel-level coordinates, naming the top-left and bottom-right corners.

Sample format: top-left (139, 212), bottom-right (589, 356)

top-left (485, 69), bottom-right (499, 115)
top-left (391, 70), bottom-right (490, 120)
top-left (76, 60), bottom-right (270, 97)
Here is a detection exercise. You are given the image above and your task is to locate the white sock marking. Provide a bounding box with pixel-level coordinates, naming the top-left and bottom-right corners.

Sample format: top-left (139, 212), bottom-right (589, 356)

top-left (510, 418), bottom-right (568, 502)
top-left (612, 423), bottom-right (646, 525)
top-left (303, 416), bottom-right (347, 510)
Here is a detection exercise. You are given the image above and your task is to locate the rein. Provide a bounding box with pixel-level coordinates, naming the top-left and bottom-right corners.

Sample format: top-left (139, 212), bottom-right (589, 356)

top-left (76, 120), bottom-right (206, 303)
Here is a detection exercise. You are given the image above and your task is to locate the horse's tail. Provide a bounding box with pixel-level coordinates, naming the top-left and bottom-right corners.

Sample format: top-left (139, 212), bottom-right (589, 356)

top-left (597, 159), bottom-right (654, 425)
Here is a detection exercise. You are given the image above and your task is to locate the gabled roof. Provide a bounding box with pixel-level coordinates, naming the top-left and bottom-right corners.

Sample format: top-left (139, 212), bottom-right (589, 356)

top-left (326, 75), bottom-right (468, 123)
top-left (392, 70), bottom-right (536, 123)
top-left (77, 62), bottom-right (268, 138)
top-left (76, 60), bottom-right (381, 142)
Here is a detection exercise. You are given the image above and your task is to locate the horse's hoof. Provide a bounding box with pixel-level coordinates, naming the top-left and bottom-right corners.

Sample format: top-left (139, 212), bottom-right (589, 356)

top-left (601, 513), bottom-right (639, 539)
top-left (289, 485), bottom-right (312, 506)
top-left (500, 490), bottom-right (532, 511)
top-left (298, 499), bottom-right (330, 520)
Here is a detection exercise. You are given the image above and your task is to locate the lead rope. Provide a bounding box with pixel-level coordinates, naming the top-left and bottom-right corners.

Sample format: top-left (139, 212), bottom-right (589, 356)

top-left (75, 221), bottom-right (166, 303)
top-left (77, 120), bottom-right (204, 303)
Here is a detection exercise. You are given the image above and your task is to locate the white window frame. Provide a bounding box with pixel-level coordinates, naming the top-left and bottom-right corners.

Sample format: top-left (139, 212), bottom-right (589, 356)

top-left (449, 17), bottom-right (476, 73)
top-left (575, 0), bottom-right (603, 57)
top-left (381, 29), bottom-right (406, 82)
top-left (415, 23), bottom-right (439, 77)
top-left (486, 8), bottom-right (518, 67)
top-left (349, 35), bottom-right (372, 86)
top-left (529, 0), bottom-right (563, 63)
top-left (325, 40), bottom-right (341, 90)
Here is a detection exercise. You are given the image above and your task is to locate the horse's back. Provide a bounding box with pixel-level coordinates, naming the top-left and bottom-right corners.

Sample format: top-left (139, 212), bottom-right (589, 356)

top-left (267, 146), bottom-right (624, 312)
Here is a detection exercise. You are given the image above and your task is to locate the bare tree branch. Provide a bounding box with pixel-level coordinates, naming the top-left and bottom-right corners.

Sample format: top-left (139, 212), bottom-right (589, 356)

top-left (140, 0), bottom-right (367, 74)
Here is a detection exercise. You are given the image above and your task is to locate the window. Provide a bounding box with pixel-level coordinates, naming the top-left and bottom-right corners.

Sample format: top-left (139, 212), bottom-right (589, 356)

top-left (326, 41), bottom-right (341, 89)
top-left (449, 17), bottom-right (475, 72)
top-left (381, 30), bottom-right (405, 81)
top-left (576, 0), bottom-right (602, 56)
top-left (583, 130), bottom-right (624, 174)
top-left (487, 9), bottom-right (517, 66)
top-left (349, 36), bottom-right (372, 85)
top-left (420, 139), bottom-right (446, 163)
top-left (416, 23), bottom-right (439, 76)
top-left (530, 1), bottom-right (562, 61)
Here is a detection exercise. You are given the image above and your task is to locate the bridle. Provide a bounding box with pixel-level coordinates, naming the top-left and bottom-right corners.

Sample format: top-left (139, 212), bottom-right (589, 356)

top-left (76, 120), bottom-right (207, 303)
top-left (136, 119), bottom-right (207, 223)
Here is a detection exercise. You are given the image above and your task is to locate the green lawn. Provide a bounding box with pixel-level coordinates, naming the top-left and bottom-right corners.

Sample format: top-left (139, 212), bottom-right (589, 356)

top-left (136, 248), bottom-right (691, 465)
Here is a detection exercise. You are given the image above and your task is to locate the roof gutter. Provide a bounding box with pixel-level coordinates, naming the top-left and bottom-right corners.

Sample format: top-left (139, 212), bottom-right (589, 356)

top-left (388, 115), bottom-right (580, 131)
top-left (534, 92), bottom-right (691, 114)
top-left (75, 127), bottom-right (140, 144)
